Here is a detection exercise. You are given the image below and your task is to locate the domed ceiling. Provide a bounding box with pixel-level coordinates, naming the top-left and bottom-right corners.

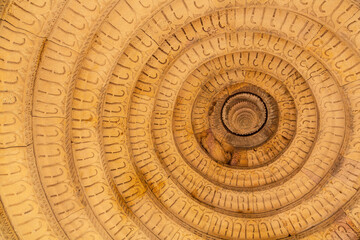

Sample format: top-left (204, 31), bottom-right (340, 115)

top-left (1, 0), bottom-right (360, 239)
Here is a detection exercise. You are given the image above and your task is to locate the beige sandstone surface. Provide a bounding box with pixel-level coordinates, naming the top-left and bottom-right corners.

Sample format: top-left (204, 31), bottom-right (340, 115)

top-left (1, 0), bottom-right (360, 239)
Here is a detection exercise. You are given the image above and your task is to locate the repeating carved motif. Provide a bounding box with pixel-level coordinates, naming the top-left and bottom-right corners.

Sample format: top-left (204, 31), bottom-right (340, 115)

top-left (1, 0), bottom-right (360, 239)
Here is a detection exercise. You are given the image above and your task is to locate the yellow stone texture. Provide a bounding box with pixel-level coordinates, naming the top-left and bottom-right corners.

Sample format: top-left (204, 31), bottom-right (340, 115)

top-left (1, 0), bottom-right (360, 239)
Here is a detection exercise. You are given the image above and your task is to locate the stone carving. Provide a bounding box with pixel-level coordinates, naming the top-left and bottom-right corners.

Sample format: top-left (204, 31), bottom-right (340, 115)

top-left (1, 0), bottom-right (360, 239)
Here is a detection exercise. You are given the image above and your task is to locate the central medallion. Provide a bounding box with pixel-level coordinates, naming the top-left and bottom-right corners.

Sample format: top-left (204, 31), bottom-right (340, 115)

top-left (207, 83), bottom-right (279, 150)
top-left (193, 82), bottom-right (286, 167)
top-left (221, 92), bottom-right (267, 136)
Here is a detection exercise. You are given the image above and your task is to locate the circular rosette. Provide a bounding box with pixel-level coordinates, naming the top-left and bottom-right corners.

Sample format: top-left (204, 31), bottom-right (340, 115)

top-left (3, 0), bottom-right (360, 240)
top-left (208, 83), bottom-right (280, 149)
top-left (221, 92), bottom-right (268, 137)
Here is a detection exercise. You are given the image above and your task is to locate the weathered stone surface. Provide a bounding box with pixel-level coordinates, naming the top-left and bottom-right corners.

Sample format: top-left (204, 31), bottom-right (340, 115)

top-left (1, 0), bottom-right (360, 239)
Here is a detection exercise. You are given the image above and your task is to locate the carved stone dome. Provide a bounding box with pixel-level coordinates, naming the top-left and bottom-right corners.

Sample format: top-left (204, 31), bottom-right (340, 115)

top-left (1, 0), bottom-right (360, 239)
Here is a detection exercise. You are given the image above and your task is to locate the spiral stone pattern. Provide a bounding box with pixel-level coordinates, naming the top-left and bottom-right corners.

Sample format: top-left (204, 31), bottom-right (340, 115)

top-left (1, 0), bottom-right (360, 239)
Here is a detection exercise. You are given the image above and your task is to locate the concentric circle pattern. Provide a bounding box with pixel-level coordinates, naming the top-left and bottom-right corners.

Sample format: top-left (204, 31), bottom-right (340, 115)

top-left (221, 92), bottom-right (268, 136)
top-left (1, 0), bottom-right (360, 239)
top-left (208, 82), bottom-right (279, 150)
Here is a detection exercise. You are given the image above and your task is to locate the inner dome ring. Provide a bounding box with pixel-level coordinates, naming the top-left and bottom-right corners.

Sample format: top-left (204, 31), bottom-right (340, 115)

top-left (221, 92), bottom-right (268, 136)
